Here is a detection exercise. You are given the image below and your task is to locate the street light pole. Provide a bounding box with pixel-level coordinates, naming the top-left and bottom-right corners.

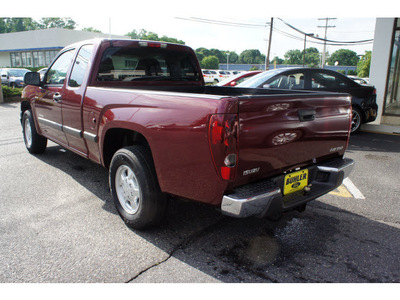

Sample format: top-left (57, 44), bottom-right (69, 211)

top-left (227, 52), bottom-right (230, 70)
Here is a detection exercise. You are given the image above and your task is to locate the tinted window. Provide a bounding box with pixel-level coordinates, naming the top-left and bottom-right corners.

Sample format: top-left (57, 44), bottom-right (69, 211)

top-left (46, 50), bottom-right (75, 85)
top-left (268, 72), bottom-right (305, 89)
top-left (97, 46), bottom-right (200, 82)
top-left (69, 45), bottom-right (93, 87)
top-left (311, 72), bottom-right (350, 89)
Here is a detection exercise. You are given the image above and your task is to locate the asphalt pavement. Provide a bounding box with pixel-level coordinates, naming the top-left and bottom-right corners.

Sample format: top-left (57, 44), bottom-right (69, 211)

top-left (0, 102), bottom-right (399, 288)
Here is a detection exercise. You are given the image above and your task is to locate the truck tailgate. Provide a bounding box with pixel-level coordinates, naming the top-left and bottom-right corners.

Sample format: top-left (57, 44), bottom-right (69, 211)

top-left (235, 92), bottom-right (351, 186)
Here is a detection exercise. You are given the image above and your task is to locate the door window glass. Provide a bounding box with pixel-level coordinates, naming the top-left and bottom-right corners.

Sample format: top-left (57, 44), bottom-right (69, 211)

top-left (268, 72), bottom-right (305, 89)
top-left (46, 50), bottom-right (75, 85)
top-left (69, 45), bottom-right (93, 87)
top-left (311, 72), bottom-right (349, 89)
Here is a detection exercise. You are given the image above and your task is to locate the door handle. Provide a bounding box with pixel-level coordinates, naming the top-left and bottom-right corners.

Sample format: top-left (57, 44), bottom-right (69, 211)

top-left (53, 93), bottom-right (62, 103)
top-left (298, 109), bottom-right (316, 122)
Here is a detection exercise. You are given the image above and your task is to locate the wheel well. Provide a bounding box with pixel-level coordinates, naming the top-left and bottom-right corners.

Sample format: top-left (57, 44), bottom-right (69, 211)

top-left (102, 128), bottom-right (151, 168)
top-left (20, 101), bottom-right (31, 113)
top-left (352, 105), bottom-right (364, 122)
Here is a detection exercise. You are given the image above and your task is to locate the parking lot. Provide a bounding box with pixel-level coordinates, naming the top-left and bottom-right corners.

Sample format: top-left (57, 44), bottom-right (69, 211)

top-left (1, 102), bottom-right (399, 284)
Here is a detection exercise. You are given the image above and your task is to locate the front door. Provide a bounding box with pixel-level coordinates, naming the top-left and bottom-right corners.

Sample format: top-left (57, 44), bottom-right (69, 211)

top-left (34, 50), bottom-right (75, 146)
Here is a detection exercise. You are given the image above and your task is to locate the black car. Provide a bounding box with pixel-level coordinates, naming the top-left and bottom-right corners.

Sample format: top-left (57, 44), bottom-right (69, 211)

top-left (237, 67), bottom-right (378, 133)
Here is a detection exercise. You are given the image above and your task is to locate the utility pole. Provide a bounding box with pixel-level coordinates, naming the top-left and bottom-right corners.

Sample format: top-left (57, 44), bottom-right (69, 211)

top-left (318, 17), bottom-right (336, 68)
top-left (265, 17), bottom-right (273, 70)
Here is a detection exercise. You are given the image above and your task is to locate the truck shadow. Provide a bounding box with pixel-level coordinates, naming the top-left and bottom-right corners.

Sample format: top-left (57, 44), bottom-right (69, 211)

top-left (34, 140), bottom-right (400, 283)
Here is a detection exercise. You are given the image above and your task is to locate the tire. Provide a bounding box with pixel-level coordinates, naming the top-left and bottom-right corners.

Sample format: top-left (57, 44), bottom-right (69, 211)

top-left (22, 110), bottom-right (47, 154)
top-left (351, 107), bottom-right (363, 133)
top-left (109, 145), bottom-right (167, 229)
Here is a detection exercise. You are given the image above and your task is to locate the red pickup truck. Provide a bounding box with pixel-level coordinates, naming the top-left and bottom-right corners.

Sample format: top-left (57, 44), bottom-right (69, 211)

top-left (21, 39), bottom-right (354, 229)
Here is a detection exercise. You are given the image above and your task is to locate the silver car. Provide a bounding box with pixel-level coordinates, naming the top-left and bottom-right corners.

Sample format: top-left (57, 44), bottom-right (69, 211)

top-left (0, 68), bottom-right (30, 88)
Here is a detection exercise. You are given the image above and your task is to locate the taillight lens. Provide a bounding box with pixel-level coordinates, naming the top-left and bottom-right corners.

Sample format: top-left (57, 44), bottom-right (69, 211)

top-left (208, 114), bottom-right (238, 180)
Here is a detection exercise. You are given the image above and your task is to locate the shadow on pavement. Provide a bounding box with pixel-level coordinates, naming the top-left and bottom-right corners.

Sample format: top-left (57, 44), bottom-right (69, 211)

top-left (33, 141), bottom-right (400, 283)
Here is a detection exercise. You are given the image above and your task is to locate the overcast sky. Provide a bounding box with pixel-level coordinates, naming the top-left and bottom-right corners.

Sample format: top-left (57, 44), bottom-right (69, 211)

top-left (7, 0), bottom-right (399, 58)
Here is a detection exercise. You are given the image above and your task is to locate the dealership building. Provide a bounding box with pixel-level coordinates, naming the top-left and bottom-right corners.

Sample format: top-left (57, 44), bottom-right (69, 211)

top-left (0, 28), bottom-right (125, 68)
top-left (369, 18), bottom-right (400, 129)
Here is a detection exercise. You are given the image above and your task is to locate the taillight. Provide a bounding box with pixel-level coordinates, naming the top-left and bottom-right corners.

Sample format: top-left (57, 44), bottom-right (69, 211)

top-left (372, 88), bottom-right (376, 95)
top-left (208, 114), bottom-right (238, 180)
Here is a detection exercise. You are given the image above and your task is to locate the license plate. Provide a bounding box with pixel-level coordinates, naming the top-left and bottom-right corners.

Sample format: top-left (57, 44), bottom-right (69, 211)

top-left (283, 169), bottom-right (308, 195)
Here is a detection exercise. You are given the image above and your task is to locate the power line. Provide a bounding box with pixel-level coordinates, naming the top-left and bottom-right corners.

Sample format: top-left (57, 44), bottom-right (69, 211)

top-left (278, 18), bottom-right (373, 45)
top-left (175, 17), bottom-right (269, 29)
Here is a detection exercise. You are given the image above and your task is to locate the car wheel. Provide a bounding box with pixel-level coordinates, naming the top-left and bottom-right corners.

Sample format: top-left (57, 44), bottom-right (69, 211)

top-left (213, 79), bottom-right (219, 84)
top-left (109, 145), bottom-right (167, 230)
top-left (351, 107), bottom-right (363, 133)
top-left (22, 110), bottom-right (47, 154)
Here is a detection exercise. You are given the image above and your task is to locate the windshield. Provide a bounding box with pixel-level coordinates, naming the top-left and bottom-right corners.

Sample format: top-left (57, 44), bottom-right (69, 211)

top-left (97, 46), bottom-right (200, 82)
top-left (8, 69), bottom-right (29, 77)
top-left (237, 69), bottom-right (284, 88)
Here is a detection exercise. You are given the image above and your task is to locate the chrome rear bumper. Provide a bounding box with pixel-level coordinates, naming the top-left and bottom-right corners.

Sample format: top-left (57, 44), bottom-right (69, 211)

top-left (221, 157), bottom-right (355, 218)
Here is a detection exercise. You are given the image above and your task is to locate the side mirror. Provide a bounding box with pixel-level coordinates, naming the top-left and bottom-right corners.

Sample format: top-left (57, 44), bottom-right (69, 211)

top-left (230, 81), bottom-right (237, 86)
top-left (24, 72), bottom-right (41, 86)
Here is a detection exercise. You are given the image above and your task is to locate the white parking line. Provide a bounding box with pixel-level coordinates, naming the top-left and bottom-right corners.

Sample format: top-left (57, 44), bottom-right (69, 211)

top-left (343, 177), bottom-right (365, 200)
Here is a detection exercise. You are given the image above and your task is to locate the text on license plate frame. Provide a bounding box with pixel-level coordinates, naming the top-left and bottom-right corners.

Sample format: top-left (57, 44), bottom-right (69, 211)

top-left (283, 169), bottom-right (309, 195)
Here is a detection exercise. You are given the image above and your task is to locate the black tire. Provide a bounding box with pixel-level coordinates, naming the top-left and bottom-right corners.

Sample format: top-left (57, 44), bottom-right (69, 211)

top-left (109, 145), bottom-right (167, 229)
top-left (351, 106), bottom-right (363, 133)
top-left (22, 110), bottom-right (47, 154)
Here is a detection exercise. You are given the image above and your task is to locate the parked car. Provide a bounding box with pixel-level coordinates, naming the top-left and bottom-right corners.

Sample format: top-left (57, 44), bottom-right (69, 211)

top-left (347, 75), bottom-right (369, 85)
top-left (217, 71), bottom-right (262, 86)
top-left (238, 67), bottom-right (378, 133)
top-left (0, 68), bottom-right (30, 88)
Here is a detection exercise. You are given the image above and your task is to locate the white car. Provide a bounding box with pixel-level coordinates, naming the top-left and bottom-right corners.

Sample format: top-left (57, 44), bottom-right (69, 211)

top-left (202, 70), bottom-right (214, 84)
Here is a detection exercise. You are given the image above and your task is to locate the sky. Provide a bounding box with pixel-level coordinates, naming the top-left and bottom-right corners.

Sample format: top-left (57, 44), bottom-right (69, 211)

top-left (5, 0), bottom-right (400, 59)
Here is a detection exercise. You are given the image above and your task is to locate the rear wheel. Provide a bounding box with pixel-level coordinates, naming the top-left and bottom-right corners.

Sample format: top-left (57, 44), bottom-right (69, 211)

top-left (109, 145), bottom-right (167, 229)
top-left (351, 107), bottom-right (363, 133)
top-left (22, 110), bottom-right (47, 154)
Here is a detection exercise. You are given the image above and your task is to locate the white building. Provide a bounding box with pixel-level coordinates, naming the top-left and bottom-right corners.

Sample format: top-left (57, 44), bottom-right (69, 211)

top-left (0, 28), bottom-right (125, 68)
top-left (369, 18), bottom-right (400, 128)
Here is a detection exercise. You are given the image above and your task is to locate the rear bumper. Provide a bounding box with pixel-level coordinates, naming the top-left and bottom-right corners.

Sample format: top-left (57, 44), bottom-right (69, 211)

top-left (221, 157), bottom-right (354, 218)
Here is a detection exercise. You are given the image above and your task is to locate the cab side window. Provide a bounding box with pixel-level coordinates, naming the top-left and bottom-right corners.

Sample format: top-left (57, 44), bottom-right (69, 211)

top-left (69, 45), bottom-right (93, 88)
top-left (268, 72), bottom-right (305, 89)
top-left (46, 50), bottom-right (75, 85)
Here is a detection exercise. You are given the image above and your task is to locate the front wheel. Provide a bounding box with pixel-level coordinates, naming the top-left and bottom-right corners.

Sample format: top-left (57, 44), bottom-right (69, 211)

top-left (22, 110), bottom-right (47, 154)
top-left (109, 146), bottom-right (167, 229)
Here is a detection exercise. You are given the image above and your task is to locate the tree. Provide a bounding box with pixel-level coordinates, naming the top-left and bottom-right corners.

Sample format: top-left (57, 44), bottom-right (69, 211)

top-left (303, 47), bottom-right (320, 67)
top-left (82, 27), bottom-right (102, 33)
top-left (201, 56), bottom-right (219, 69)
top-left (328, 49), bottom-right (359, 66)
top-left (0, 18), bottom-right (40, 33)
top-left (38, 18), bottom-right (76, 29)
top-left (271, 56), bottom-right (284, 65)
top-left (284, 49), bottom-right (303, 65)
top-left (239, 49), bottom-right (264, 64)
top-left (125, 29), bottom-right (185, 44)
top-left (357, 51), bottom-right (372, 78)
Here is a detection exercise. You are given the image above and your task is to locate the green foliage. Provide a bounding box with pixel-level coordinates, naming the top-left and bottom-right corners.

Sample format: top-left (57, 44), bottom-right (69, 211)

top-left (1, 85), bottom-right (22, 98)
top-left (82, 27), bottom-right (102, 33)
top-left (249, 66), bottom-right (260, 71)
top-left (284, 49), bottom-right (303, 65)
top-left (347, 69), bottom-right (358, 75)
top-left (271, 56), bottom-right (284, 64)
top-left (239, 49), bottom-right (265, 64)
top-left (201, 56), bottom-right (219, 69)
top-left (125, 29), bottom-right (185, 45)
top-left (0, 17), bottom-right (76, 33)
top-left (328, 49), bottom-right (359, 66)
top-left (357, 51), bottom-right (371, 78)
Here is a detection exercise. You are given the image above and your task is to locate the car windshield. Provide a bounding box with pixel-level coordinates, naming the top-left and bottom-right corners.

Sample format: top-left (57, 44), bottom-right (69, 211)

top-left (8, 69), bottom-right (29, 77)
top-left (237, 69), bottom-right (284, 88)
